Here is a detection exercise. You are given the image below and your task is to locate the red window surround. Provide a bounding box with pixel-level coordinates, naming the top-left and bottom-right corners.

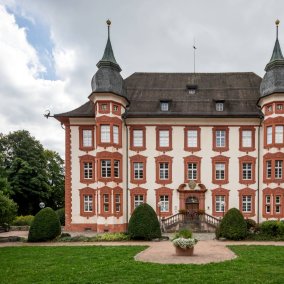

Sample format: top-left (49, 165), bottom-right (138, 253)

top-left (184, 126), bottom-right (201, 152)
top-left (112, 103), bottom-right (122, 116)
top-left (113, 186), bottom-right (123, 218)
top-left (156, 126), bottom-right (173, 152)
top-left (239, 126), bottom-right (256, 152)
top-left (211, 188), bottom-right (229, 217)
top-left (99, 186), bottom-right (112, 218)
top-left (238, 187), bottom-right (256, 218)
top-left (97, 101), bottom-right (110, 114)
top-left (79, 187), bottom-right (96, 217)
top-left (264, 117), bottom-right (284, 149)
top-left (211, 155), bottom-right (230, 185)
top-left (263, 103), bottom-right (274, 116)
top-left (79, 154), bottom-right (96, 184)
top-left (183, 155), bottom-right (202, 183)
top-left (275, 102), bottom-right (284, 114)
top-left (263, 152), bottom-right (284, 184)
top-left (130, 187), bottom-right (148, 213)
top-left (79, 126), bottom-right (95, 151)
top-left (96, 151), bottom-right (123, 183)
top-left (238, 155), bottom-right (256, 185)
top-left (96, 116), bottom-right (122, 148)
top-left (263, 187), bottom-right (284, 219)
top-left (129, 125), bottom-right (146, 152)
top-left (130, 154), bottom-right (147, 185)
top-left (212, 126), bottom-right (229, 152)
top-left (155, 155), bottom-right (173, 185)
top-left (155, 187), bottom-right (173, 217)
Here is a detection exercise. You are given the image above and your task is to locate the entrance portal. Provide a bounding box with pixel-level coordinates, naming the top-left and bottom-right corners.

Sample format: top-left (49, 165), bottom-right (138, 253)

top-left (185, 196), bottom-right (199, 214)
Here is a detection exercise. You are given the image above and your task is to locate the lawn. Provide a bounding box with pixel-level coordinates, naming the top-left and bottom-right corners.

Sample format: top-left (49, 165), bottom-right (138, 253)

top-left (0, 245), bottom-right (283, 284)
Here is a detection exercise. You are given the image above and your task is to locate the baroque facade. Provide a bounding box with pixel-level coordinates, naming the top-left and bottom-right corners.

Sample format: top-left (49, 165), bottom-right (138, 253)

top-left (55, 20), bottom-right (284, 232)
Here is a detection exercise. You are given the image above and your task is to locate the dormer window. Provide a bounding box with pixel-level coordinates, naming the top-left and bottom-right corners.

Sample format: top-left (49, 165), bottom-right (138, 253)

top-left (160, 101), bottom-right (169, 111)
top-left (186, 85), bottom-right (197, 94)
top-left (216, 102), bottom-right (224, 112)
top-left (101, 104), bottom-right (107, 111)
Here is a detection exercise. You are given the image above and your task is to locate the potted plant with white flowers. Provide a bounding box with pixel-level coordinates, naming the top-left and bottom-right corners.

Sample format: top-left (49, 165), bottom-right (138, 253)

top-left (172, 229), bottom-right (198, 256)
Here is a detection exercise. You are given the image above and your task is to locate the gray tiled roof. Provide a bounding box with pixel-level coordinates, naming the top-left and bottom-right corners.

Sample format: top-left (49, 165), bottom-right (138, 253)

top-left (55, 72), bottom-right (263, 119)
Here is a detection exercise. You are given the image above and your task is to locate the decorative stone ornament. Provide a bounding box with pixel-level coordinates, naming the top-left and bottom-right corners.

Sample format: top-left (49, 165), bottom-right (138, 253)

top-left (188, 180), bottom-right (196, 190)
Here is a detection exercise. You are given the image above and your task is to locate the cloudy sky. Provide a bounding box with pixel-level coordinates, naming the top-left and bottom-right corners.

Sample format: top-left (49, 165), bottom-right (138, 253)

top-left (0, 0), bottom-right (283, 156)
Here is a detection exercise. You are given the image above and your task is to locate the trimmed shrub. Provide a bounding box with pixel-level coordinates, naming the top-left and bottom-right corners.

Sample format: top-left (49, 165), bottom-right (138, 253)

top-left (259, 221), bottom-right (284, 237)
top-left (218, 208), bottom-right (247, 240)
top-left (245, 219), bottom-right (257, 232)
top-left (12, 215), bottom-right (34, 226)
top-left (56, 208), bottom-right (65, 226)
top-left (0, 192), bottom-right (18, 228)
top-left (173, 229), bottom-right (192, 240)
top-left (28, 207), bottom-right (61, 242)
top-left (128, 203), bottom-right (161, 240)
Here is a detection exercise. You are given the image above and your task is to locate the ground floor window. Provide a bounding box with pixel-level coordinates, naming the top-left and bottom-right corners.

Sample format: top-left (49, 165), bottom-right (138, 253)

top-left (134, 195), bottom-right (144, 209)
top-left (84, 195), bottom-right (93, 212)
top-left (103, 194), bottom-right (110, 212)
top-left (115, 194), bottom-right (121, 213)
top-left (242, 195), bottom-right (252, 212)
top-left (159, 195), bottom-right (169, 212)
top-left (215, 195), bottom-right (225, 212)
top-left (265, 195), bottom-right (271, 214)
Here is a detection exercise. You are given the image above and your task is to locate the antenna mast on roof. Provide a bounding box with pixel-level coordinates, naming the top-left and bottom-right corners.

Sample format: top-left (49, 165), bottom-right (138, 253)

top-left (193, 38), bottom-right (197, 73)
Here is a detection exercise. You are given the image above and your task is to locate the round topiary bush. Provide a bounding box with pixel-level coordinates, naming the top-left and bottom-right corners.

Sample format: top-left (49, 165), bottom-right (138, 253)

top-left (218, 208), bottom-right (247, 240)
top-left (28, 207), bottom-right (61, 242)
top-left (128, 203), bottom-right (161, 240)
top-left (56, 208), bottom-right (65, 226)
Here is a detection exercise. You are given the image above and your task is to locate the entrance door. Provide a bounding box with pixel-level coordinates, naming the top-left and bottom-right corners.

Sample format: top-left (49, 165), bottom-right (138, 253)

top-left (185, 196), bottom-right (199, 214)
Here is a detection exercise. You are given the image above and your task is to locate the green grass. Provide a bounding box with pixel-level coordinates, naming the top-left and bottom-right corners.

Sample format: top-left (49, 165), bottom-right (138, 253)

top-left (0, 245), bottom-right (284, 283)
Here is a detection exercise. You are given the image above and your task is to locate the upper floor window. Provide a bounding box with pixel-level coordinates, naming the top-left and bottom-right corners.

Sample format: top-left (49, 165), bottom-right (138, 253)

top-left (267, 126), bottom-right (272, 145)
top-left (216, 102), bottom-right (224, 112)
top-left (103, 194), bottom-right (109, 212)
top-left (101, 160), bottom-right (111, 178)
top-left (156, 127), bottom-right (172, 151)
top-left (242, 130), bottom-right (252, 148)
top-left (84, 195), bottom-right (93, 212)
top-left (83, 162), bottom-right (93, 179)
top-left (277, 104), bottom-right (283, 111)
top-left (275, 126), bottom-right (284, 144)
top-left (187, 85), bottom-right (197, 94)
top-left (83, 130), bottom-right (92, 147)
top-left (101, 104), bottom-right (107, 111)
top-left (267, 105), bottom-right (272, 112)
top-left (101, 125), bottom-right (111, 143)
top-left (113, 125), bottom-right (119, 144)
top-left (133, 130), bottom-right (143, 147)
top-left (134, 162), bottom-right (144, 180)
top-left (275, 160), bottom-right (283, 179)
top-left (114, 160), bottom-right (120, 178)
top-left (188, 163), bottom-right (197, 180)
top-left (242, 163), bottom-right (252, 180)
top-left (115, 194), bottom-right (121, 212)
top-left (215, 163), bottom-right (225, 180)
top-left (187, 130), bottom-right (198, 147)
top-left (79, 127), bottom-right (94, 151)
top-left (79, 155), bottom-right (95, 184)
top-left (159, 162), bottom-right (169, 180)
top-left (266, 160), bottom-right (272, 179)
top-left (159, 130), bottom-right (169, 147)
top-left (216, 130), bottom-right (226, 147)
top-left (160, 102), bottom-right (169, 111)
top-left (113, 105), bottom-right (118, 112)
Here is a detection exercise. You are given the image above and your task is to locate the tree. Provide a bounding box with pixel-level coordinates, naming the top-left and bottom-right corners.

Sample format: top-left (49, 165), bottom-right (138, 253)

top-left (0, 130), bottom-right (64, 215)
top-left (0, 192), bottom-right (18, 227)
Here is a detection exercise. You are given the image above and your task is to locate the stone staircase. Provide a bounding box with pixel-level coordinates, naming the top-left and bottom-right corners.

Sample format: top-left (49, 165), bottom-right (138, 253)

top-left (161, 212), bottom-right (220, 233)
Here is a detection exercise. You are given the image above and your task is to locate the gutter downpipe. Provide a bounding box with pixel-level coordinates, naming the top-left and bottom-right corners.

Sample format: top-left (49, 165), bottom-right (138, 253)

top-left (123, 115), bottom-right (129, 228)
top-left (257, 114), bottom-right (263, 224)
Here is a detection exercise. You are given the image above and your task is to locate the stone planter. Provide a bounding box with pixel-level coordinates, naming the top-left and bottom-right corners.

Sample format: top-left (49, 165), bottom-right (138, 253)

top-left (175, 246), bottom-right (194, 256)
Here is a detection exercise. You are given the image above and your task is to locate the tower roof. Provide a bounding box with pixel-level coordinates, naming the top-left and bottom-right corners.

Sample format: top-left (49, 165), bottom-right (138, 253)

top-left (96, 20), bottom-right (121, 72)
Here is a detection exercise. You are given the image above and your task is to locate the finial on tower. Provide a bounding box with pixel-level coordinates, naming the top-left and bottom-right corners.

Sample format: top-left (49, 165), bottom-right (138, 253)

top-left (276, 19), bottom-right (280, 39)
top-left (107, 19), bottom-right (111, 38)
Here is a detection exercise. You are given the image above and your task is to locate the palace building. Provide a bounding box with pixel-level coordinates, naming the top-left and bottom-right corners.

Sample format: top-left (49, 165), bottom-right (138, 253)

top-left (55, 20), bottom-right (284, 232)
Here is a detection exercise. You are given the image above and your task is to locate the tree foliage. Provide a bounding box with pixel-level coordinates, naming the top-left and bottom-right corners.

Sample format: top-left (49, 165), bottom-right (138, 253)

top-left (128, 203), bottom-right (161, 240)
top-left (0, 130), bottom-right (64, 215)
top-left (0, 191), bottom-right (18, 226)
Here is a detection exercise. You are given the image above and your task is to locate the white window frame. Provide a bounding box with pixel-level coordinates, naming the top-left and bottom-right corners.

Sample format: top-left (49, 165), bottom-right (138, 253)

top-left (160, 102), bottom-right (169, 111)
top-left (267, 126), bottom-right (272, 145)
top-left (101, 125), bottom-right (110, 143)
top-left (134, 162), bottom-right (144, 179)
top-left (103, 194), bottom-right (109, 212)
top-left (114, 160), bottom-right (120, 178)
top-left (83, 162), bottom-right (93, 179)
top-left (113, 125), bottom-right (119, 144)
top-left (275, 126), bottom-right (284, 144)
top-left (215, 163), bottom-right (225, 180)
top-left (160, 195), bottom-right (169, 212)
top-left (159, 163), bottom-right (169, 180)
top-left (275, 160), bottom-right (282, 179)
top-left (115, 194), bottom-right (121, 212)
top-left (242, 195), bottom-right (252, 212)
top-left (216, 130), bottom-right (226, 147)
top-left (84, 195), bottom-right (93, 212)
top-left (266, 160), bottom-right (272, 179)
top-left (187, 130), bottom-right (198, 147)
top-left (242, 163), bottom-right (252, 180)
top-left (188, 163), bottom-right (197, 180)
top-left (101, 160), bottom-right (111, 178)
top-left (134, 195), bottom-right (144, 208)
top-left (82, 130), bottom-right (92, 147)
top-left (265, 195), bottom-right (271, 214)
top-left (133, 130), bottom-right (143, 147)
top-left (216, 102), bottom-right (224, 111)
top-left (242, 130), bottom-right (252, 148)
top-left (159, 130), bottom-right (169, 147)
top-left (215, 195), bottom-right (225, 212)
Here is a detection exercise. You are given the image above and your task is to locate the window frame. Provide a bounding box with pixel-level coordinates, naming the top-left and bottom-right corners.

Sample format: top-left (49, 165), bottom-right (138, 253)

top-left (130, 126), bottom-right (146, 151)
top-left (155, 155), bottom-right (173, 185)
top-left (79, 126), bottom-right (95, 151)
top-left (211, 155), bottom-right (229, 185)
top-left (239, 127), bottom-right (255, 152)
top-left (212, 126), bottom-right (229, 152)
top-left (184, 127), bottom-right (201, 152)
top-left (156, 126), bottom-right (172, 151)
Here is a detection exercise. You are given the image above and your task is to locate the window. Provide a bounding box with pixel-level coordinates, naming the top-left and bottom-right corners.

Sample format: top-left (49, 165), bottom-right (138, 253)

top-left (242, 163), bottom-right (252, 180)
top-left (114, 160), bottom-right (120, 178)
top-left (84, 195), bottom-right (93, 212)
top-left (113, 125), bottom-right (119, 144)
top-left (103, 194), bottom-right (109, 212)
top-left (188, 163), bottom-right (197, 180)
top-left (277, 104), bottom-right (283, 110)
top-left (160, 102), bottom-right (169, 111)
top-left (216, 130), bottom-right (226, 147)
top-left (113, 105), bottom-right (118, 112)
top-left (215, 195), bottom-right (225, 212)
top-left (265, 195), bottom-right (271, 214)
top-left (267, 105), bottom-right (272, 112)
top-left (84, 162), bottom-right (93, 179)
top-left (159, 195), bottom-right (169, 212)
top-left (134, 195), bottom-right (144, 208)
top-left (83, 130), bottom-right (92, 147)
top-left (134, 162), bottom-right (144, 179)
top-left (267, 126), bottom-right (272, 145)
top-left (115, 194), bottom-right (121, 212)
top-left (187, 130), bottom-right (197, 147)
top-left (266, 160), bottom-right (272, 179)
top-left (133, 130), bottom-right (143, 147)
top-left (216, 102), bottom-right (224, 112)
top-left (275, 126), bottom-right (284, 144)
top-left (242, 196), bottom-right (251, 212)
top-left (275, 160), bottom-right (282, 179)
top-left (101, 160), bottom-right (111, 178)
top-left (215, 163), bottom-right (225, 180)
top-left (242, 130), bottom-right (252, 148)
top-left (101, 125), bottom-right (110, 143)
top-left (159, 163), bottom-right (169, 180)
top-left (101, 104), bottom-right (107, 111)
top-left (276, 196), bottom-right (281, 214)
top-left (159, 130), bottom-right (169, 147)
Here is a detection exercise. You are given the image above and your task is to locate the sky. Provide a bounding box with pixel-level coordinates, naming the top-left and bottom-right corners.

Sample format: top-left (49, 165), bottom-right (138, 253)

top-left (0, 0), bottom-right (283, 157)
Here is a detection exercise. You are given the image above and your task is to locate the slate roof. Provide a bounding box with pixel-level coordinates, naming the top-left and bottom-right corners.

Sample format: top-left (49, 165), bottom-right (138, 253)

top-left (55, 72), bottom-right (263, 120)
top-left (124, 72), bottom-right (262, 118)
